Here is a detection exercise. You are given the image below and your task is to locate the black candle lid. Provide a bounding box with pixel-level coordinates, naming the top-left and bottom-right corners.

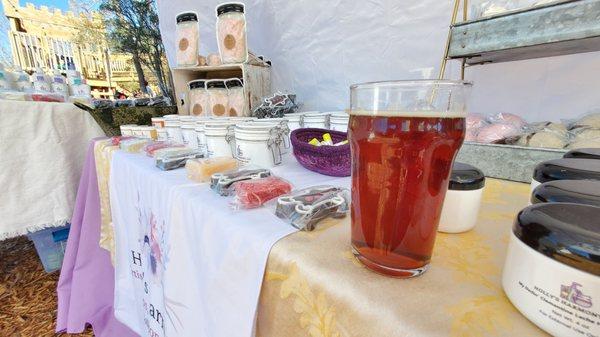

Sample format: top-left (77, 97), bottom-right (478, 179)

top-left (176, 12), bottom-right (198, 23)
top-left (226, 78), bottom-right (243, 88)
top-left (564, 148), bottom-right (600, 160)
top-left (514, 203), bottom-right (600, 276)
top-left (532, 158), bottom-right (600, 184)
top-left (206, 80), bottom-right (226, 89)
top-left (449, 162), bottom-right (485, 190)
top-left (217, 3), bottom-right (244, 16)
top-left (531, 180), bottom-right (600, 207)
top-left (188, 80), bottom-right (206, 90)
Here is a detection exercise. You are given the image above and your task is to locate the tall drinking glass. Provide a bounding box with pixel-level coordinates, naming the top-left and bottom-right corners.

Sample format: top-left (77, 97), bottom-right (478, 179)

top-left (349, 80), bottom-right (470, 278)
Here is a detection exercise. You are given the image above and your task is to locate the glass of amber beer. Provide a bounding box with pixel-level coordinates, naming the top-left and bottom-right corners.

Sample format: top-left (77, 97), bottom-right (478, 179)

top-left (349, 80), bottom-right (470, 278)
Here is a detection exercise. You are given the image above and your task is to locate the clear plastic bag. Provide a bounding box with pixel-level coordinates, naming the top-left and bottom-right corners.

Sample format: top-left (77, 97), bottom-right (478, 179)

top-left (210, 167), bottom-right (271, 196)
top-left (274, 186), bottom-right (350, 231)
top-left (231, 176), bottom-right (292, 209)
top-left (185, 157), bottom-right (239, 183)
top-left (475, 123), bottom-right (522, 144)
top-left (120, 138), bottom-right (151, 153)
top-left (487, 112), bottom-right (528, 129)
top-left (143, 141), bottom-right (184, 157)
top-left (155, 148), bottom-right (203, 171)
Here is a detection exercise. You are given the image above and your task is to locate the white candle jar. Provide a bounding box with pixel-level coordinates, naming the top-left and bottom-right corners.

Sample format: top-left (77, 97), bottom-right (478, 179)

top-left (195, 118), bottom-right (213, 157)
top-left (157, 128), bottom-right (167, 141)
top-left (188, 79), bottom-right (209, 116)
top-left (255, 118), bottom-right (290, 154)
top-left (119, 124), bottom-right (137, 136)
top-left (216, 3), bottom-right (248, 64)
top-left (234, 122), bottom-right (283, 168)
top-left (225, 78), bottom-right (247, 117)
top-left (438, 162), bottom-right (485, 233)
top-left (181, 122), bottom-right (198, 149)
top-left (176, 12), bottom-right (199, 67)
top-left (151, 117), bottom-right (165, 128)
top-left (207, 80), bottom-right (229, 117)
top-left (204, 120), bottom-right (236, 158)
top-left (284, 113), bottom-right (304, 131)
top-left (329, 112), bottom-right (350, 132)
top-left (302, 112), bottom-right (328, 129)
top-left (164, 117), bottom-right (183, 144)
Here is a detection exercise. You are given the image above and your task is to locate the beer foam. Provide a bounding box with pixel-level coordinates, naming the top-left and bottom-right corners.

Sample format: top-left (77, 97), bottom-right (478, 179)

top-left (347, 109), bottom-right (466, 118)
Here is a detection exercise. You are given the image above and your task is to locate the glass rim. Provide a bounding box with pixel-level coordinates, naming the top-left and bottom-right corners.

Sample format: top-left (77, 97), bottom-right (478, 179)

top-left (350, 79), bottom-right (473, 90)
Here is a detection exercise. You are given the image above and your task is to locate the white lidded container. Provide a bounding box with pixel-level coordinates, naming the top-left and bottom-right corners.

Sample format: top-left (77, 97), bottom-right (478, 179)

top-left (302, 111), bottom-right (328, 129)
top-left (207, 80), bottom-right (229, 117)
top-left (204, 119), bottom-right (237, 157)
top-left (151, 117), bottom-right (165, 128)
top-left (531, 158), bottom-right (600, 194)
top-left (120, 124), bottom-right (137, 136)
top-left (139, 126), bottom-right (157, 140)
top-left (284, 112), bottom-right (305, 131)
top-left (438, 162), bottom-right (485, 233)
top-left (502, 203), bottom-right (600, 337)
top-left (255, 117), bottom-right (290, 154)
top-left (32, 67), bottom-right (51, 92)
top-left (175, 12), bottom-right (199, 67)
top-left (216, 3), bottom-right (248, 64)
top-left (181, 121), bottom-right (199, 149)
top-left (195, 118), bottom-right (213, 157)
top-left (51, 69), bottom-right (68, 98)
top-left (157, 128), bottom-right (167, 141)
top-left (530, 179), bottom-right (600, 207)
top-left (12, 65), bottom-right (32, 91)
top-left (188, 79), bottom-right (209, 116)
top-left (164, 115), bottom-right (183, 144)
top-left (234, 121), bottom-right (283, 168)
top-left (225, 78), bottom-right (247, 117)
top-left (131, 126), bottom-right (145, 137)
top-left (329, 112), bottom-right (349, 132)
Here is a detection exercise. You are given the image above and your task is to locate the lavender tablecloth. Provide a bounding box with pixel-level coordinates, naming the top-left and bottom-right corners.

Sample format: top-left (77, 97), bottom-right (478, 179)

top-left (56, 140), bottom-right (138, 337)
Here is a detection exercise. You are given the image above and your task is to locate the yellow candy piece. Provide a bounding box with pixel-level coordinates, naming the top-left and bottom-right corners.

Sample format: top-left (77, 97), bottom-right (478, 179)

top-left (309, 138), bottom-right (321, 146)
top-left (323, 133), bottom-right (332, 142)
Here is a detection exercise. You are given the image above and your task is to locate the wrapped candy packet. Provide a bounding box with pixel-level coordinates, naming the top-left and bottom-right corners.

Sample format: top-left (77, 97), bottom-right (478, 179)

top-left (155, 148), bottom-right (203, 171)
top-left (185, 157), bottom-right (239, 183)
top-left (144, 141), bottom-right (184, 157)
top-left (275, 186), bottom-right (350, 231)
top-left (210, 167), bottom-right (271, 196)
top-left (110, 136), bottom-right (133, 146)
top-left (232, 176), bottom-right (292, 209)
top-left (120, 138), bottom-right (151, 153)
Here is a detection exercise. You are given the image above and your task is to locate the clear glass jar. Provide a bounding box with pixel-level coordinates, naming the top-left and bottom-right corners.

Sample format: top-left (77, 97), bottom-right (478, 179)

top-left (176, 12), bottom-right (199, 67)
top-left (188, 79), bottom-right (209, 116)
top-left (216, 3), bottom-right (247, 64)
top-left (207, 80), bottom-right (229, 117)
top-left (225, 78), bottom-right (246, 116)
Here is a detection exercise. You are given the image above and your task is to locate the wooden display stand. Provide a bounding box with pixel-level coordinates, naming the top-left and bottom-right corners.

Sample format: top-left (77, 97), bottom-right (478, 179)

top-left (172, 63), bottom-right (271, 116)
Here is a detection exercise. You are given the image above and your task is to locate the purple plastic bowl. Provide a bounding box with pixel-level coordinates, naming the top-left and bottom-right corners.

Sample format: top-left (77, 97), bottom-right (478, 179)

top-left (290, 128), bottom-right (350, 177)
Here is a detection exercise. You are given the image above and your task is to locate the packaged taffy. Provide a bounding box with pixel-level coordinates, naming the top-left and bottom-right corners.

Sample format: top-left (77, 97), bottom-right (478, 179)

top-left (185, 157), bottom-right (239, 183)
top-left (232, 176), bottom-right (292, 209)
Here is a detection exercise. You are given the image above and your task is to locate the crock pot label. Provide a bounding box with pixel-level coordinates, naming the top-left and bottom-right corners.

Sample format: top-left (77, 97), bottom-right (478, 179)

top-left (516, 280), bottom-right (598, 336)
top-left (235, 145), bottom-right (250, 165)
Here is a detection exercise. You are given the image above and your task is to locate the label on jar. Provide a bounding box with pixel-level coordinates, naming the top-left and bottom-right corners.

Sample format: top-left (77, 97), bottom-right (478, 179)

top-left (179, 38), bottom-right (189, 51)
top-left (235, 145), bottom-right (250, 165)
top-left (229, 107), bottom-right (239, 116)
top-left (213, 104), bottom-right (226, 116)
top-left (224, 34), bottom-right (236, 50)
top-left (192, 103), bottom-right (203, 115)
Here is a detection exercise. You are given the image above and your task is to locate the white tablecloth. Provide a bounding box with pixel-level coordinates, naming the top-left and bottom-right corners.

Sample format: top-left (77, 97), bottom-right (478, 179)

top-left (0, 100), bottom-right (104, 239)
top-left (109, 150), bottom-right (348, 337)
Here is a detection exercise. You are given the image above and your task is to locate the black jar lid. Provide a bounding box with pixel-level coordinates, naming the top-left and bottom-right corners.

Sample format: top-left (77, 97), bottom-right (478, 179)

top-left (226, 78), bottom-right (243, 88)
top-left (206, 80), bottom-right (226, 89)
top-left (188, 80), bottom-right (206, 90)
top-left (217, 3), bottom-right (244, 16)
top-left (564, 148), bottom-right (600, 160)
top-left (176, 12), bottom-right (198, 23)
top-left (532, 158), bottom-right (600, 184)
top-left (514, 203), bottom-right (600, 276)
top-left (531, 180), bottom-right (600, 207)
top-left (449, 162), bottom-right (485, 191)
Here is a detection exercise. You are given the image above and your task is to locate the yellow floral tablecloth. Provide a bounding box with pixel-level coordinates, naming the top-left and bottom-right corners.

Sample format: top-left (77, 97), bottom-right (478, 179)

top-left (94, 139), bottom-right (119, 264)
top-left (256, 179), bottom-right (549, 337)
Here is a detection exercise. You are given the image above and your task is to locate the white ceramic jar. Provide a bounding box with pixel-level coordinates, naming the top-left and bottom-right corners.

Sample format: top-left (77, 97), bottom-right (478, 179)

top-left (329, 112), bottom-right (350, 132)
top-left (302, 112), bottom-right (328, 129)
top-left (139, 126), bottom-right (157, 140)
top-left (438, 163), bottom-right (485, 233)
top-left (151, 117), bottom-right (165, 128)
top-left (32, 68), bottom-right (51, 92)
top-left (51, 70), bottom-right (68, 97)
top-left (164, 115), bottom-right (183, 144)
top-left (119, 124), bottom-right (137, 136)
top-left (255, 118), bottom-right (290, 154)
top-left (204, 120), bottom-right (237, 157)
top-left (531, 158), bottom-right (600, 194)
top-left (188, 79), bottom-right (209, 116)
top-left (195, 118), bottom-right (213, 157)
top-left (181, 122), bottom-right (198, 149)
top-left (225, 78), bottom-right (246, 116)
top-left (503, 203), bottom-right (600, 337)
top-left (207, 80), bottom-right (229, 117)
top-left (175, 12), bottom-right (199, 67)
top-left (284, 112), bottom-right (304, 131)
top-left (234, 122), bottom-right (283, 167)
top-left (216, 3), bottom-right (247, 64)
top-left (157, 128), bottom-right (167, 141)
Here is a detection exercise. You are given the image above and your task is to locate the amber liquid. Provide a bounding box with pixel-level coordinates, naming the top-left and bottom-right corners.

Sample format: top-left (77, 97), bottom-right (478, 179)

top-left (349, 114), bottom-right (465, 277)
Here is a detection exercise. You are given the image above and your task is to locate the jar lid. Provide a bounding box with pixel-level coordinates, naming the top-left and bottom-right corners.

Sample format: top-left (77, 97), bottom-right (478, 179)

top-left (216, 3), bottom-right (244, 16)
top-left (176, 12), bottom-right (198, 23)
top-left (207, 81), bottom-right (226, 89)
top-left (514, 203), bottom-right (600, 276)
top-left (564, 148), bottom-right (600, 160)
top-left (531, 179), bottom-right (600, 207)
top-left (226, 78), bottom-right (243, 88)
top-left (532, 158), bottom-right (600, 184)
top-left (449, 162), bottom-right (485, 190)
top-left (188, 80), bottom-right (206, 90)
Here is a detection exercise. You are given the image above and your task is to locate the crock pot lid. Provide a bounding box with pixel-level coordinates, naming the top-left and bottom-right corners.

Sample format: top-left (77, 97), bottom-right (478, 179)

top-left (531, 179), bottom-right (600, 207)
top-left (449, 162), bottom-right (485, 190)
top-left (564, 148), bottom-right (600, 160)
top-left (532, 158), bottom-right (600, 184)
top-left (188, 80), bottom-right (206, 90)
top-left (176, 12), bottom-right (198, 23)
top-left (216, 3), bottom-right (244, 15)
top-left (514, 203), bottom-right (600, 276)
